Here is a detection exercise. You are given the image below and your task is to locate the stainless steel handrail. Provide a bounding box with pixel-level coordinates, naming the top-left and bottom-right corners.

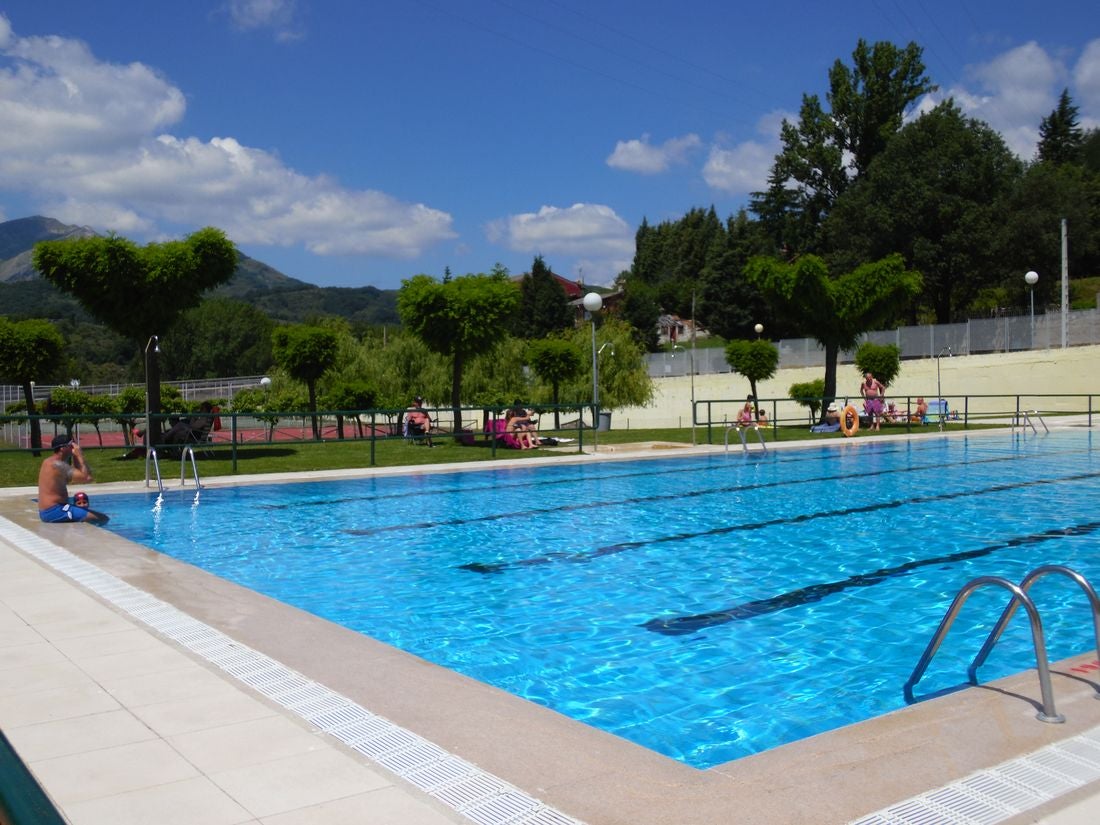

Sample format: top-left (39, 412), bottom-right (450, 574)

top-left (144, 447), bottom-right (164, 494)
top-left (969, 565), bottom-right (1100, 698)
top-left (724, 424), bottom-right (767, 454)
top-left (903, 575), bottom-right (1064, 723)
top-left (180, 446), bottom-right (202, 489)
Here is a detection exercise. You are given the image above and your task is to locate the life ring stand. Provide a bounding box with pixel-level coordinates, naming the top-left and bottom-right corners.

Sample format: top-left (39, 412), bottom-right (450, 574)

top-left (841, 405), bottom-right (860, 437)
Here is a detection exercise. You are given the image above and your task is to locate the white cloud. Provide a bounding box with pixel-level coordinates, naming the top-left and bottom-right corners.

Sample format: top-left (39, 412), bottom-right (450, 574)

top-left (700, 111), bottom-right (787, 195)
top-left (486, 203), bottom-right (634, 284)
top-left (606, 133), bottom-right (701, 174)
top-left (226, 0), bottom-right (303, 42)
top-left (0, 16), bottom-right (455, 260)
top-left (1074, 39), bottom-right (1100, 127)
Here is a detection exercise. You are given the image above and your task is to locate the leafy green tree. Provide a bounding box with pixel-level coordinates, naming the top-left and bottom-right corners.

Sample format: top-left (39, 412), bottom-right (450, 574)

top-left (789, 378), bottom-right (826, 422)
top-left (0, 317), bottom-right (65, 453)
top-left (1038, 89), bottom-right (1084, 166)
top-left (271, 324), bottom-right (339, 439)
top-left (32, 227), bottom-right (237, 443)
top-left (994, 163), bottom-right (1100, 306)
top-left (461, 336), bottom-right (530, 421)
top-left (724, 339), bottom-right (779, 412)
top-left (616, 280), bottom-right (661, 351)
top-left (515, 256), bottom-right (573, 338)
top-left (753, 39), bottom-right (934, 253)
top-left (321, 379), bottom-right (377, 439)
top-left (397, 271), bottom-right (521, 433)
top-left (698, 210), bottom-right (773, 340)
top-left (826, 101), bottom-right (1022, 322)
top-left (161, 298), bottom-right (274, 379)
top-left (527, 337), bottom-right (584, 428)
top-left (746, 253), bottom-right (921, 409)
top-left (854, 342), bottom-right (902, 387)
top-left (113, 386), bottom-right (146, 446)
top-left (560, 318), bottom-right (654, 413)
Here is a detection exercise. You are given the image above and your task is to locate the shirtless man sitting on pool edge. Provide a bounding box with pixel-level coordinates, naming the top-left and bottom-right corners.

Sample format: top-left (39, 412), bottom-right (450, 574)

top-left (38, 435), bottom-right (109, 524)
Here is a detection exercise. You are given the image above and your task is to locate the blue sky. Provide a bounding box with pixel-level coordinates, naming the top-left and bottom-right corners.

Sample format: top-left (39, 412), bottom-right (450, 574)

top-left (1, 1), bottom-right (1098, 290)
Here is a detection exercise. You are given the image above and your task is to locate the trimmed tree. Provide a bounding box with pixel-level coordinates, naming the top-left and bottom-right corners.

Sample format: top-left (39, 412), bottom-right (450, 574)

top-left (724, 339), bottom-right (779, 415)
top-left (854, 342), bottom-right (902, 387)
top-left (746, 253), bottom-right (921, 414)
top-left (32, 228), bottom-right (237, 443)
top-left (527, 337), bottom-right (584, 429)
top-left (271, 324), bottom-right (340, 440)
top-left (0, 317), bottom-right (65, 454)
top-left (397, 272), bottom-right (521, 434)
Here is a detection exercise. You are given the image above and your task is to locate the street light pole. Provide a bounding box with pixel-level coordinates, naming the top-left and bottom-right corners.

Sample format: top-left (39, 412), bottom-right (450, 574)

top-left (582, 292), bottom-right (603, 451)
top-left (1025, 270), bottom-right (1038, 347)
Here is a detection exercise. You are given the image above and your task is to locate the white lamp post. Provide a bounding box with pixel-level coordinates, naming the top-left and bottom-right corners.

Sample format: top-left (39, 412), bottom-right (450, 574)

top-left (260, 376), bottom-right (272, 389)
top-left (1025, 270), bottom-right (1038, 345)
top-left (582, 292), bottom-right (603, 449)
top-left (754, 323), bottom-right (764, 339)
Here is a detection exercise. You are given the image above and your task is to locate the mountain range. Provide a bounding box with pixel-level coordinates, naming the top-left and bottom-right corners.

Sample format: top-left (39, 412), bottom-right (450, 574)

top-left (0, 216), bottom-right (399, 326)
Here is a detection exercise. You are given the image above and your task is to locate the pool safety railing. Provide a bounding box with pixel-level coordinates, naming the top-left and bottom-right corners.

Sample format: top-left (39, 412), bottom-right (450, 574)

top-left (968, 565), bottom-right (1100, 699)
top-left (143, 446), bottom-right (202, 493)
top-left (905, 566), bottom-right (1100, 722)
top-left (724, 423), bottom-right (768, 454)
top-left (1012, 409), bottom-right (1050, 435)
top-left (903, 575), bottom-right (1064, 723)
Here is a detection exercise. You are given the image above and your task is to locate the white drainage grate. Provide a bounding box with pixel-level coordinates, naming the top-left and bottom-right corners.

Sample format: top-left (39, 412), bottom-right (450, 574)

top-left (0, 517), bottom-right (585, 825)
top-left (851, 727), bottom-right (1100, 824)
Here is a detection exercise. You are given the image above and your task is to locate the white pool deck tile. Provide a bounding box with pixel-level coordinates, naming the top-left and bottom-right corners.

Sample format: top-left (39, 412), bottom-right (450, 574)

top-left (3, 432), bottom-right (1100, 824)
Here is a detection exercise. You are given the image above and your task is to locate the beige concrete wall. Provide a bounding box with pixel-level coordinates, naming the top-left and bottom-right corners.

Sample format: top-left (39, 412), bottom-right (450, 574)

top-left (611, 344), bottom-right (1100, 429)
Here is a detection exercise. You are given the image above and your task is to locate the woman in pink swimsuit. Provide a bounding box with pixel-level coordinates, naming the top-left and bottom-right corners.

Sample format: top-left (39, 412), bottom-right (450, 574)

top-left (860, 372), bottom-right (885, 431)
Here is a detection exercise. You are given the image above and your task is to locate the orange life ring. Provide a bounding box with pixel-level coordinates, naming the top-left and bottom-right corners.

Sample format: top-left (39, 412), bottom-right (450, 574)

top-left (841, 405), bottom-right (860, 437)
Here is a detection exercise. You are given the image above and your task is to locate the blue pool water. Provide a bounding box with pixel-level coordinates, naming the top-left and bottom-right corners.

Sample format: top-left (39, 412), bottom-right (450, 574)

top-left (103, 431), bottom-right (1099, 768)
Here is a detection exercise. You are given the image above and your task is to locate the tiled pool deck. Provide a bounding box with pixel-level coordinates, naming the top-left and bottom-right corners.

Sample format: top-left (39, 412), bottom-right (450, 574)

top-left (2, 429), bottom-right (1100, 824)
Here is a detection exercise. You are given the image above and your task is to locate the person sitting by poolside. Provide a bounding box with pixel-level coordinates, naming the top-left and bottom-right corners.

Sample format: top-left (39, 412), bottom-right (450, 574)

top-left (914, 396), bottom-right (929, 422)
top-left (884, 401), bottom-right (899, 424)
top-left (508, 400), bottom-right (540, 447)
top-left (756, 407), bottom-right (769, 427)
top-left (824, 402), bottom-right (840, 425)
top-left (74, 490), bottom-right (90, 509)
top-left (38, 435), bottom-right (108, 524)
top-left (404, 396), bottom-right (434, 446)
top-left (505, 408), bottom-right (538, 449)
top-left (737, 397), bottom-right (756, 426)
top-left (161, 401), bottom-right (216, 445)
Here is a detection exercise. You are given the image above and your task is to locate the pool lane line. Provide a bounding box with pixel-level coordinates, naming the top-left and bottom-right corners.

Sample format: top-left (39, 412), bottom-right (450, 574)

top-left (360, 442), bottom-right (1088, 542)
top-left (457, 468), bottom-right (1100, 575)
top-left (255, 435), bottom-right (974, 511)
top-left (641, 519), bottom-right (1100, 635)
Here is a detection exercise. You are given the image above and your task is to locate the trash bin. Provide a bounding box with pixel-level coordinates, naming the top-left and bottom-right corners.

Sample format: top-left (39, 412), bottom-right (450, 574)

top-left (597, 411), bottom-right (612, 431)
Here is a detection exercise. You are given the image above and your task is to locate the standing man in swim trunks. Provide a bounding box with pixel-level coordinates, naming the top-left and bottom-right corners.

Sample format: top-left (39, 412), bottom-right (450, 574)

top-left (860, 372), bottom-right (886, 432)
top-left (38, 435), bottom-right (109, 524)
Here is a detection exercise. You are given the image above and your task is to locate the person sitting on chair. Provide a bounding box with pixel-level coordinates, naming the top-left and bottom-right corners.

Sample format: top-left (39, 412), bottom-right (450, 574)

top-left (162, 401), bottom-right (215, 445)
top-left (507, 400), bottom-right (539, 447)
top-left (737, 396), bottom-right (755, 426)
top-left (404, 396), bottom-right (434, 446)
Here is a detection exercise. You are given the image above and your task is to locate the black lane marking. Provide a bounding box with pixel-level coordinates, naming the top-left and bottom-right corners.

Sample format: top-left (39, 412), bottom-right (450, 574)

top-left (458, 469), bottom-right (1100, 574)
top-left (641, 519), bottom-right (1100, 635)
top-left (264, 437), bottom-right (965, 512)
top-left (365, 444), bottom-right (1077, 542)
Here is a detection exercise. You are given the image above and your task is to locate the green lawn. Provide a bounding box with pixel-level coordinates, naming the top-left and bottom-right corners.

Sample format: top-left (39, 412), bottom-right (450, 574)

top-left (0, 421), bottom-right (983, 489)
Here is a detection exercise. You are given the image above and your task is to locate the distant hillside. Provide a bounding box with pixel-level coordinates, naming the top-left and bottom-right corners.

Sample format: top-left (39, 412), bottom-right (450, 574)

top-left (0, 216), bottom-right (398, 326)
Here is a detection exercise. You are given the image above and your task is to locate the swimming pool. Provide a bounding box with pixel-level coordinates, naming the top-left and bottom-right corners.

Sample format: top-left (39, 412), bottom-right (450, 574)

top-left (103, 431), bottom-right (1099, 768)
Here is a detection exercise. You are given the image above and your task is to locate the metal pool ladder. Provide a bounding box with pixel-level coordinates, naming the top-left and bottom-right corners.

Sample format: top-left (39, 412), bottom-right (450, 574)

top-left (144, 446), bottom-right (202, 493)
top-left (1013, 410), bottom-right (1050, 434)
top-left (724, 424), bottom-right (768, 454)
top-left (904, 566), bottom-right (1100, 723)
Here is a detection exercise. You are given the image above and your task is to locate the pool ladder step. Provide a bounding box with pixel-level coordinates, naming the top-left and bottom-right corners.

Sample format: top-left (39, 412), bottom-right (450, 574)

top-left (904, 565), bottom-right (1100, 722)
top-left (1013, 410), bottom-right (1049, 434)
top-left (144, 445), bottom-right (202, 494)
top-left (724, 424), bottom-right (768, 454)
